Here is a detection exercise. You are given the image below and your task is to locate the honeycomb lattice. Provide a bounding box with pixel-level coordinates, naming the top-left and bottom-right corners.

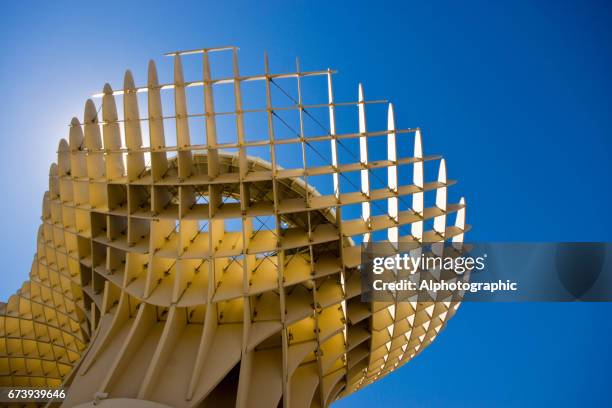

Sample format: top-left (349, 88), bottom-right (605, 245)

top-left (0, 46), bottom-right (468, 408)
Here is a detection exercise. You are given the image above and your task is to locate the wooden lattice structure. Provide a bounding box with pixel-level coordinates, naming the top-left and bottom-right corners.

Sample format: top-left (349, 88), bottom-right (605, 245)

top-left (0, 46), bottom-right (469, 408)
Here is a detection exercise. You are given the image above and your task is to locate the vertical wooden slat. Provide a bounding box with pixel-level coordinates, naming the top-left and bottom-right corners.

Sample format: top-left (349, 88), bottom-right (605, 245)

top-left (123, 70), bottom-right (145, 182)
top-left (147, 60), bottom-right (168, 181)
top-left (174, 55), bottom-right (193, 181)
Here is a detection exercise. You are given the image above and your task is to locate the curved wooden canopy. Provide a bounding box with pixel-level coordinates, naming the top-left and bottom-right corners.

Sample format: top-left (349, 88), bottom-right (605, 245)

top-left (0, 46), bottom-right (468, 408)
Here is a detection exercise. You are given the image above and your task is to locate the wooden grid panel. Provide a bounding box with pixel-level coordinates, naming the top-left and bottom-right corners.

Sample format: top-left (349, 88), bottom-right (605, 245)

top-left (0, 46), bottom-right (469, 408)
top-left (0, 209), bottom-right (89, 389)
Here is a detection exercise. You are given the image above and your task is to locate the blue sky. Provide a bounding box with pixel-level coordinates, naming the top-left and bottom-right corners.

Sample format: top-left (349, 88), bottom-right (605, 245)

top-left (1, 0), bottom-right (611, 406)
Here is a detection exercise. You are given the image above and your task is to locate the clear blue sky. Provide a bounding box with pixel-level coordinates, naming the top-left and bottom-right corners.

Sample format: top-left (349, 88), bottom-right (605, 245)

top-left (1, 1), bottom-right (611, 406)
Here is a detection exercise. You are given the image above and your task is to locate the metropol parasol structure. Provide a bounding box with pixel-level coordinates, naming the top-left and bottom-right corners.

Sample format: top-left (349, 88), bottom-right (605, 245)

top-left (0, 46), bottom-right (468, 407)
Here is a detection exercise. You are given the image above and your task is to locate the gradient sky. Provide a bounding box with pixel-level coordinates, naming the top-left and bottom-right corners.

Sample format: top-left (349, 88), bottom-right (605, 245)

top-left (1, 0), bottom-right (611, 406)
